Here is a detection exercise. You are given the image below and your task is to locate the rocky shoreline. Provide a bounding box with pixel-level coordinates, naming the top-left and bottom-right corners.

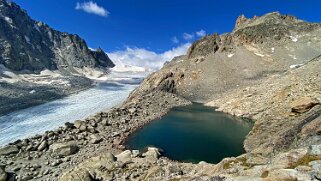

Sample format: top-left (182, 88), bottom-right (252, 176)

top-left (0, 90), bottom-right (191, 180)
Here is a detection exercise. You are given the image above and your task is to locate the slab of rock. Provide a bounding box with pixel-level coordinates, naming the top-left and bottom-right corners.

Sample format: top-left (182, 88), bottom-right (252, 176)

top-left (0, 145), bottom-right (19, 156)
top-left (0, 165), bottom-right (7, 181)
top-left (37, 140), bottom-right (48, 151)
top-left (115, 150), bottom-right (132, 162)
top-left (50, 142), bottom-right (79, 156)
top-left (291, 97), bottom-right (319, 113)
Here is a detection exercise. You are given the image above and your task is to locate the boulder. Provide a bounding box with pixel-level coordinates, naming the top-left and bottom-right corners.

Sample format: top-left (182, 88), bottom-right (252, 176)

top-left (64, 122), bottom-right (74, 129)
top-left (74, 120), bottom-right (84, 129)
top-left (89, 135), bottom-right (102, 144)
top-left (128, 108), bottom-right (137, 114)
top-left (0, 165), bottom-right (7, 181)
top-left (291, 97), bottom-right (319, 113)
top-left (115, 150), bottom-right (132, 162)
top-left (37, 140), bottom-right (48, 151)
top-left (143, 147), bottom-right (161, 161)
top-left (308, 145), bottom-right (321, 156)
top-left (50, 142), bottom-right (79, 156)
top-left (132, 150), bottom-right (140, 157)
top-left (0, 145), bottom-right (19, 156)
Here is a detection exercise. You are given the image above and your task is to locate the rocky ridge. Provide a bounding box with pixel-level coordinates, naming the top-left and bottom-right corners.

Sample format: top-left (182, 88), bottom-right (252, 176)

top-left (128, 12), bottom-right (321, 102)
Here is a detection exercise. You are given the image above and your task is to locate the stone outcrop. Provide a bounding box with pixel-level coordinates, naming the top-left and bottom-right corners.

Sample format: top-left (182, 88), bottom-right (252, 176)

top-left (291, 97), bottom-right (319, 113)
top-left (234, 14), bottom-right (248, 29)
top-left (0, 0), bottom-right (114, 72)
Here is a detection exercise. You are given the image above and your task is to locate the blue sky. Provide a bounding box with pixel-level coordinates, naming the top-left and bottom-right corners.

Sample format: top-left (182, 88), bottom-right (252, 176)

top-left (12, 0), bottom-right (321, 69)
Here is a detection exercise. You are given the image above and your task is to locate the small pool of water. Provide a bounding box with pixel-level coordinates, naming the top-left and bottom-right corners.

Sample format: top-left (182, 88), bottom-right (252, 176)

top-left (125, 103), bottom-right (253, 164)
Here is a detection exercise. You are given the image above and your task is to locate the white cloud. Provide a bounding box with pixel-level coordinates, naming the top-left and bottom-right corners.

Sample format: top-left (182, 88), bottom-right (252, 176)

top-left (183, 33), bottom-right (195, 40)
top-left (75, 1), bottom-right (109, 17)
top-left (196, 29), bottom-right (206, 37)
top-left (107, 43), bottom-right (191, 71)
top-left (171, 36), bottom-right (179, 44)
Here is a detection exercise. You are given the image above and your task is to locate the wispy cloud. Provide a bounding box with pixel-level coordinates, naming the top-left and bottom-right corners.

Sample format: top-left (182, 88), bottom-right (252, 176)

top-left (108, 43), bottom-right (191, 70)
top-left (171, 36), bottom-right (179, 44)
top-left (183, 33), bottom-right (195, 40)
top-left (196, 29), bottom-right (206, 37)
top-left (75, 1), bottom-right (109, 17)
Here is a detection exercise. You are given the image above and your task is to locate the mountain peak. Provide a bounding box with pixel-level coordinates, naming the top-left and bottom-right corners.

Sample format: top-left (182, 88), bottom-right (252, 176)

top-left (0, 0), bottom-right (114, 72)
top-left (234, 14), bottom-right (248, 29)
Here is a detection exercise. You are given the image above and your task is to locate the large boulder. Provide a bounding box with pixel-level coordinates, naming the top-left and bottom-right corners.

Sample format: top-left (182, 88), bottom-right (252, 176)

top-left (291, 97), bottom-right (319, 113)
top-left (0, 145), bottom-right (19, 156)
top-left (50, 142), bottom-right (79, 156)
top-left (115, 150), bottom-right (132, 162)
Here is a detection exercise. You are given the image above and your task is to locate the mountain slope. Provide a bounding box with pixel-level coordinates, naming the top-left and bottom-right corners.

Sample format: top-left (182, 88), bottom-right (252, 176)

top-left (0, 0), bottom-right (114, 72)
top-left (128, 12), bottom-right (321, 102)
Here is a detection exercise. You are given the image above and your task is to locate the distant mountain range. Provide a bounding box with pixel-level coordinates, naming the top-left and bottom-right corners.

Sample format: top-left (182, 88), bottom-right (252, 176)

top-left (0, 0), bottom-right (114, 72)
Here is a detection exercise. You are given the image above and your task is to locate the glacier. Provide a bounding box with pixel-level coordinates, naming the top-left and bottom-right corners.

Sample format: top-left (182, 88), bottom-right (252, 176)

top-left (0, 71), bottom-right (147, 146)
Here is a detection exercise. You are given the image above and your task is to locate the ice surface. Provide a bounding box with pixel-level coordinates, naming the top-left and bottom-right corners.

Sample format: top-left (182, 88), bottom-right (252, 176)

top-left (0, 71), bottom-right (146, 146)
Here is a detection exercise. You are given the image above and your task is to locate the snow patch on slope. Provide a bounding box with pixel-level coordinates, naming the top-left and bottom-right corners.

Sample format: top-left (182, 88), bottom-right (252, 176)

top-left (228, 54), bottom-right (234, 58)
top-left (111, 58), bottom-right (146, 73)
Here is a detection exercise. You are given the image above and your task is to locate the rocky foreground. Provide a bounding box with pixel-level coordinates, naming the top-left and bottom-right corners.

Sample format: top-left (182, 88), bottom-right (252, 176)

top-left (0, 91), bottom-right (192, 180)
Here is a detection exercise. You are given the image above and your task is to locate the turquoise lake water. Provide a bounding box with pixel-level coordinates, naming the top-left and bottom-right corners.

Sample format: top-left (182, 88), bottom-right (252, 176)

top-left (125, 103), bottom-right (253, 163)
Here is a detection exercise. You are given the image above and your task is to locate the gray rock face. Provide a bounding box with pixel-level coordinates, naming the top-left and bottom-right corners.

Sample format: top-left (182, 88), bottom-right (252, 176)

top-left (0, 0), bottom-right (114, 71)
top-left (50, 142), bottom-right (79, 156)
top-left (0, 145), bottom-right (19, 155)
